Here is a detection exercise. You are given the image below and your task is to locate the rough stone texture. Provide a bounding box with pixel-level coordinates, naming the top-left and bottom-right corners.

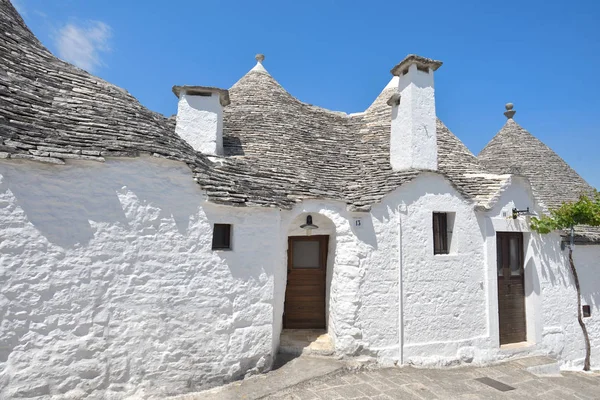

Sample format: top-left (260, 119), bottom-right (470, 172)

top-left (392, 175), bottom-right (488, 364)
top-left (1, 1), bottom-right (600, 398)
top-left (0, 0), bottom-right (510, 214)
top-left (0, 0), bottom-right (596, 243)
top-left (175, 92), bottom-right (224, 156)
top-left (262, 358), bottom-right (600, 400)
top-left (478, 118), bottom-right (600, 243)
top-left (391, 54), bottom-right (443, 75)
top-left (1, 156), bottom-right (599, 399)
top-left (173, 355), bottom-right (345, 400)
top-left (0, 157), bottom-right (279, 398)
top-left (483, 179), bottom-right (600, 371)
top-left (390, 63), bottom-right (438, 171)
top-left (223, 66), bottom-right (510, 212)
top-left (278, 203), bottom-right (376, 357)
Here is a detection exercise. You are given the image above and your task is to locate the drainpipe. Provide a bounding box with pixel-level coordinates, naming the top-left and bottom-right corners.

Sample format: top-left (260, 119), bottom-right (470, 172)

top-left (398, 204), bottom-right (406, 365)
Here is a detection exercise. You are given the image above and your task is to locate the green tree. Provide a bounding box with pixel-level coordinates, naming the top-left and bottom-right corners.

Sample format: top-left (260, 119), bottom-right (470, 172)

top-left (530, 190), bottom-right (600, 371)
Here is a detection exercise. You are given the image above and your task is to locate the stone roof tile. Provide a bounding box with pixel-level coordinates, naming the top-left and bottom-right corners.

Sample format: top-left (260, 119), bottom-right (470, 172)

top-left (478, 118), bottom-right (599, 243)
top-left (0, 0), bottom-right (590, 240)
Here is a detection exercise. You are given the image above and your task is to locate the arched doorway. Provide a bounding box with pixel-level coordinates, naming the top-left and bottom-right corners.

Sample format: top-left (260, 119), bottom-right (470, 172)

top-left (278, 212), bottom-right (337, 356)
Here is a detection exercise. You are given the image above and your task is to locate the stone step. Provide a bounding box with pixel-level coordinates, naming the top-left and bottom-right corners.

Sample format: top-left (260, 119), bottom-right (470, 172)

top-left (172, 355), bottom-right (345, 400)
top-left (515, 356), bottom-right (561, 377)
top-left (278, 329), bottom-right (335, 356)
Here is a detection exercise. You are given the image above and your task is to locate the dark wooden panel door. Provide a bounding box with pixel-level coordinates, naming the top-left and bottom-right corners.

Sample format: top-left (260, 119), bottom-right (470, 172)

top-left (284, 235), bottom-right (328, 329)
top-left (497, 232), bottom-right (526, 345)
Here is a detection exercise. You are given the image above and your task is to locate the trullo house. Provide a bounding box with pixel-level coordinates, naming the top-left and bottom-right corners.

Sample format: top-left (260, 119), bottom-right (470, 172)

top-left (0, 1), bottom-right (598, 398)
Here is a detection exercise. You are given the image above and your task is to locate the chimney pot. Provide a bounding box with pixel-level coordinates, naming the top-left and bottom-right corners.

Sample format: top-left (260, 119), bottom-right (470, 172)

top-left (388, 54), bottom-right (441, 171)
top-left (172, 86), bottom-right (230, 156)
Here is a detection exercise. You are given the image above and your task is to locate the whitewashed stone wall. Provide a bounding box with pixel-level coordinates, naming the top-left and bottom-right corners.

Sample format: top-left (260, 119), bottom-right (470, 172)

top-left (277, 203), bottom-right (374, 355)
top-left (273, 175), bottom-right (600, 370)
top-left (573, 245), bottom-right (600, 369)
top-left (390, 63), bottom-right (438, 171)
top-left (484, 178), bottom-right (600, 370)
top-left (0, 157), bottom-right (279, 399)
top-left (530, 236), bottom-right (600, 370)
top-left (372, 174), bottom-right (489, 366)
top-left (175, 92), bottom-right (223, 155)
top-left (1, 158), bottom-right (598, 399)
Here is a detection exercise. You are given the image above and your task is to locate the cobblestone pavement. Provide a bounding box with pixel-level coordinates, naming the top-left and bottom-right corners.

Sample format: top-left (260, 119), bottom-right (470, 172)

top-left (265, 361), bottom-right (600, 400)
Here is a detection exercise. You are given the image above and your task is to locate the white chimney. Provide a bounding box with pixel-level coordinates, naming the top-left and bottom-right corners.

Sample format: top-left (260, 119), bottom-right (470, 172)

top-left (172, 86), bottom-right (230, 156)
top-left (388, 55), bottom-right (442, 171)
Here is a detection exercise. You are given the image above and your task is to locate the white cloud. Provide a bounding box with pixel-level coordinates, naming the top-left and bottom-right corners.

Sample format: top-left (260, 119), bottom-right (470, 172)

top-left (55, 21), bottom-right (112, 72)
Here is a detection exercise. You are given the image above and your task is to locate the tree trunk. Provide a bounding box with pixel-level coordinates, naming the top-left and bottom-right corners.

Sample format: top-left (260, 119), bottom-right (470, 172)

top-left (568, 246), bottom-right (591, 371)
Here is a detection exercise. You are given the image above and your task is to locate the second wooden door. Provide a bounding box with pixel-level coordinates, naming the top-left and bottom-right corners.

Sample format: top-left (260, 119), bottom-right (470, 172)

top-left (497, 232), bottom-right (527, 345)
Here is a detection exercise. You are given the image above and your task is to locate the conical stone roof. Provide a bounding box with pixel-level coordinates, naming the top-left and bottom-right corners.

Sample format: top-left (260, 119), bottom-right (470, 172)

top-left (478, 118), bottom-right (595, 210)
top-left (479, 118), bottom-right (599, 243)
top-left (0, 0), bottom-right (194, 163)
top-left (0, 0), bottom-right (532, 214)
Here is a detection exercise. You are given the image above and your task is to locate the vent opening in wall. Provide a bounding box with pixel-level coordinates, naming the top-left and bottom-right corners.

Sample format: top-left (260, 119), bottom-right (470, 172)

top-left (416, 65), bottom-right (430, 73)
top-left (186, 89), bottom-right (212, 97)
top-left (212, 224), bottom-right (232, 250)
top-left (583, 305), bottom-right (591, 318)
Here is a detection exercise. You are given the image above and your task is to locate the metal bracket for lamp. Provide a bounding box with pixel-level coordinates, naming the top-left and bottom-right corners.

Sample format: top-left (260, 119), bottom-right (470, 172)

top-left (512, 207), bottom-right (537, 219)
top-left (300, 215), bottom-right (319, 236)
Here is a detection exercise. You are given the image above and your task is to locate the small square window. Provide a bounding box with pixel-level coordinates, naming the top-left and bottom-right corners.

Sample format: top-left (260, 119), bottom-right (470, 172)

top-left (583, 305), bottom-right (591, 318)
top-left (433, 212), bottom-right (449, 255)
top-left (212, 224), bottom-right (232, 250)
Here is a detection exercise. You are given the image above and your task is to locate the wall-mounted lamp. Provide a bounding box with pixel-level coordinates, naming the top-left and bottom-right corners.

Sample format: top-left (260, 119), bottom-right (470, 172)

top-left (512, 207), bottom-right (537, 220)
top-left (300, 215), bottom-right (319, 236)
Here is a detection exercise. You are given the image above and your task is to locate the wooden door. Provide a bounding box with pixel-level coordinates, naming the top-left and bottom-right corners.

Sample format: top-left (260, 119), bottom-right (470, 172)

top-left (497, 232), bottom-right (526, 345)
top-left (284, 235), bottom-right (328, 329)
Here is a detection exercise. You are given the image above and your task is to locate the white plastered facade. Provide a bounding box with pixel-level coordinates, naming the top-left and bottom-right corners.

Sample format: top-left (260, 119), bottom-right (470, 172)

top-left (1, 157), bottom-right (599, 399)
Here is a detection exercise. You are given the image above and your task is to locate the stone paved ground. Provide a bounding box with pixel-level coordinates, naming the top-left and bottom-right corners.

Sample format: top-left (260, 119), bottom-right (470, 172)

top-left (265, 361), bottom-right (600, 400)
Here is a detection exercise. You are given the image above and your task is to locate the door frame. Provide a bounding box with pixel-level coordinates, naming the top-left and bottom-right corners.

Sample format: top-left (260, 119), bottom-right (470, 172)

top-left (496, 231), bottom-right (527, 345)
top-left (283, 235), bottom-right (329, 329)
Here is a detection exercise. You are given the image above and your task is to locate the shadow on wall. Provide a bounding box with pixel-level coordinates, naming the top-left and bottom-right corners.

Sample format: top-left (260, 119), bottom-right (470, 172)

top-left (355, 209), bottom-right (380, 250)
top-left (574, 246), bottom-right (600, 307)
top-left (532, 235), bottom-right (600, 305)
top-left (532, 234), bottom-right (571, 287)
top-left (0, 158), bottom-right (203, 248)
top-left (524, 254), bottom-right (541, 299)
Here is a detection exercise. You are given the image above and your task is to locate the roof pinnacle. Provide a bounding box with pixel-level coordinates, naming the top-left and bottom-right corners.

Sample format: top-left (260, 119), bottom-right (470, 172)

top-left (249, 53), bottom-right (269, 74)
top-left (504, 103), bottom-right (516, 119)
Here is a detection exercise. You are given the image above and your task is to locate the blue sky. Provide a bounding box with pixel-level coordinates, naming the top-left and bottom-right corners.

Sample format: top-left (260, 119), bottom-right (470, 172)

top-left (12, 0), bottom-right (600, 189)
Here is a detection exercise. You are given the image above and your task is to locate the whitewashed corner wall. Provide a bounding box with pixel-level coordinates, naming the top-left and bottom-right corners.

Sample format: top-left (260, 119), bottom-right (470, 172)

top-left (372, 173), bottom-right (489, 366)
top-left (572, 245), bottom-right (600, 369)
top-left (277, 202), bottom-right (380, 357)
top-left (531, 237), bottom-right (600, 370)
top-left (175, 93), bottom-right (223, 155)
top-left (390, 63), bottom-right (437, 171)
top-left (1, 156), bottom-right (599, 400)
top-left (0, 157), bottom-right (279, 399)
top-left (484, 178), bottom-right (600, 370)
